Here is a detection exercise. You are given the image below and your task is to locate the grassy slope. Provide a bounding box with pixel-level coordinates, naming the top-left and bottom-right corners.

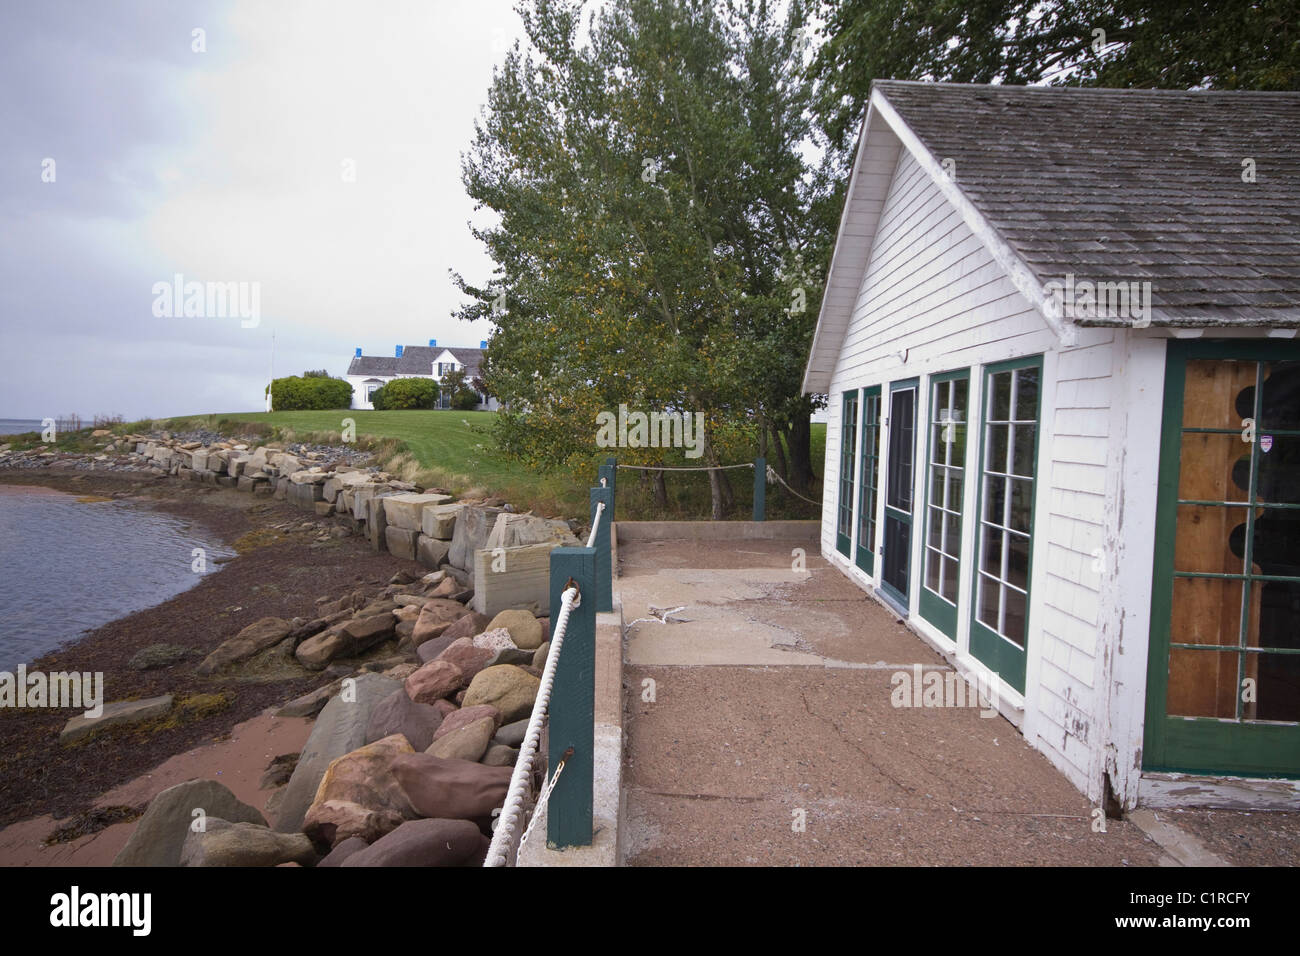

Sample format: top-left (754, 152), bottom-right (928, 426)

top-left (151, 410), bottom-right (825, 521)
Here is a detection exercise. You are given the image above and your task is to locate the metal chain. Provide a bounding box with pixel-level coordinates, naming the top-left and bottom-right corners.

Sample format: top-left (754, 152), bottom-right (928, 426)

top-left (516, 756), bottom-right (567, 858)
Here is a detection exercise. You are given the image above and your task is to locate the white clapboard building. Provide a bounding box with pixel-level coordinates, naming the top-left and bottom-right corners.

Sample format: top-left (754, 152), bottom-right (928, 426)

top-left (804, 81), bottom-right (1299, 810)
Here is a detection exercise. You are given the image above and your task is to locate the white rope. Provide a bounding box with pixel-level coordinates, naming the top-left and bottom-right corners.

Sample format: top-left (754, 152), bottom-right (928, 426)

top-left (765, 464), bottom-right (822, 506)
top-left (516, 755), bottom-right (567, 858)
top-left (615, 462), bottom-right (754, 472)
top-left (586, 500), bottom-right (605, 549)
top-left (483, 585), bottom-right (580, 867)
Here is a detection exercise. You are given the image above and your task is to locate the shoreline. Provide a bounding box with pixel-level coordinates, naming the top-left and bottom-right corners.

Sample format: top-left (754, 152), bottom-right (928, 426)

top-left (0, 466), bottom-right (421, 849)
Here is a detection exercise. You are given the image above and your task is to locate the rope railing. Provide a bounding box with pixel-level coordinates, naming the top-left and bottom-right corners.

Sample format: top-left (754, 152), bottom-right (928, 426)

top-left (484, 583), bottom-right (580, 867)
top-left (586, 500), bottom-right (605, 548)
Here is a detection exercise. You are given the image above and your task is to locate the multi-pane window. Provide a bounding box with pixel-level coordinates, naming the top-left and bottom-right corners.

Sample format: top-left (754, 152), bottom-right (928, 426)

top-left (976, 363), bottom-right (1040, 647)
top-left (924, 376), bottom-right (968, 607)
top-left (836, 390), bottom-right (859, 556)
top-left (856, 389), bottom-right (881, 571)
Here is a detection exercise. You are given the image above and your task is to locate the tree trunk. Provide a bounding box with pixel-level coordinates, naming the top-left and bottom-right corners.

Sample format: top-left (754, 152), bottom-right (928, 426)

top-left (704, 432), bottom-right (734, 520)
top-left (769, 423), bottom-right (789, 480)
top-left (652, 469), bottom-right (668, 509)
top-left (788, 413), bottom-right (814, 492)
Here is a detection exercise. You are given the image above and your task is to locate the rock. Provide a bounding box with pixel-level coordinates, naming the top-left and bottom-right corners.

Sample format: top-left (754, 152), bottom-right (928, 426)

top-left (532, 642), bottom-right (550, 670)
top-left (432, 704), bottom-right (502, 740)
top-left (411, 599), bottom-right (472, 644)
top-left (260, 753), bottom-right (300, 790)
top-left (275, 679), bottom-right (343, 718)
top-left (385, 525), bottom-right (419, 561)
top-left (295, 612), bottom-right (396, 669)
top-left (439, 611), bottom-right (492, 643)
top-left (390, 753), bottom-right (513, 821)
top-left (431, 699), bottom-right (458, 718)
top-left (128, 643), bottom-right (193, 671)
top-left (487, 609), bottom-right (545, 650)
top-left (482, 744), bottom-right (519, 767)
top-left (415, 634), bottom-right (457, 664)
top-left (447, 504), bottom-right (504, 576)
top-left (383, 493), bottom-right (454, 532)
top-left (181, 818), bottom-right (318, 867)
top-left (365, 689), bottom-right (444, 752)
top-left (493, 718), bottom-right (530, 748)
top-left (472, 628), bottom-right (516, 655)
top-left (404, 660), bottom-right (465, 704)
top-left (436, 637), bottom-right (493, 684)
top-left (461, 665), bottom-right (540, 724)
top-left (113, 780), bottom-right (266, 867)
top-left (274, 673), bottom-right (399, 834)
top-left (340, 818), bottom-right (486, 867)
top-left (488, 645), bottom-right (534, 668)
top-left (428, 575), bottom-right (461, 599)
top-left (382, 662), bottom-right (420, 681)
top-left (417, 534), bottom-right (450, 569)
top-left (426, 716), bottom-right (495, 762)
top-left (197, 617), bottom-right (294, 675)
top-left (303, 734), bottom-right (417, 847)
top-left (421, 503), bottom-right (464, 541)
top-left (61, 695), bottom-right (174, 745)
top-left (317, 836), bottom-right (369, 867)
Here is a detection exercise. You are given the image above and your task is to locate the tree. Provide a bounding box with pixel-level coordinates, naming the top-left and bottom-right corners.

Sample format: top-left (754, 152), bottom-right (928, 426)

top-left (441, 368), bottom-right (482, 410)
top-left (370, 377), bottom-right (439, 410)
top-left (269, 374), bottom-right (352, 411)
top-left (809, 0), bottom-right (1300, 158)
top-left (455, 0), bottom-right (823, 515)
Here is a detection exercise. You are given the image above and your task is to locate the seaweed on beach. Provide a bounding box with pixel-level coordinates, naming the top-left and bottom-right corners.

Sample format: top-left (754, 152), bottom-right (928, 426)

top-left (42, 804), bottom-right (146, 846)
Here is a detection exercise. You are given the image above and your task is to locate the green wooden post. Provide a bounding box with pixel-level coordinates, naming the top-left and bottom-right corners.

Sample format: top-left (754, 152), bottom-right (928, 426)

top-left (598, 459), bottom-right (616, 520)
top-left (547, 546), bottom-right (595, 848)
top-left (589, 485), bottom-right (613, 612)
top-left (753, 456), bottom-right (766, 522)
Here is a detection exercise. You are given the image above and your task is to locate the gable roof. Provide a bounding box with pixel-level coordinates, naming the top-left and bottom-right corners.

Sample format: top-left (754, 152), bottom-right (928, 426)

top-left (804, 81), bottom-right (1300, 393)
top-left (348, 345), bottom-right (485, 379)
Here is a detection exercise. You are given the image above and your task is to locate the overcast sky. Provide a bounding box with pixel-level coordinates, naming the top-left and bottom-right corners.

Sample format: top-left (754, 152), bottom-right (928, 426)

top-left (0, 0), bottom-right (527, 420)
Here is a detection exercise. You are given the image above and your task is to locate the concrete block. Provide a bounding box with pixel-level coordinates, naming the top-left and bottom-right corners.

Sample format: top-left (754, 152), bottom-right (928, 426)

top-left (367, 492), bottom-right (395, 551)
top-left (385, 525), bottom-right (418, 560)
top-left (472, 542), bottom-right (559, 617)
top-left (383, 493), bottom-right (455, 532)
top-left (417, 534), bottom-right (450, 569)
top-left (275, 477), bottom-right (289, 500)
top-left (421, 503), bottom-right (464, 540)
top-left (288, 480), bottom-right (323, 510)
top-left (191, 448), bottom-right (209, 471)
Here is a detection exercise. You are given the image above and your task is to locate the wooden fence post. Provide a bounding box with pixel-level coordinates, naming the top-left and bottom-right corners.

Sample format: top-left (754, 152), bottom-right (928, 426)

top-left (547, 546), bottom-right (595, 848)
top-left (589, 485), bottom-right (613, 613)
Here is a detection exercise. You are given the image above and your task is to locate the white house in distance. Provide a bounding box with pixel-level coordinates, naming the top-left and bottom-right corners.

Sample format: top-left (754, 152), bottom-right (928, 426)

top-left (346, 340), bottom-right (499, 411)
top-left (804, 81), bottom-right (1300, 811)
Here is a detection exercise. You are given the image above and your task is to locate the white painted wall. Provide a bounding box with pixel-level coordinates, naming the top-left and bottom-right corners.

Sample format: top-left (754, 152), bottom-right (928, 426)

top-left (819, 146), bottom-right (1124, 804)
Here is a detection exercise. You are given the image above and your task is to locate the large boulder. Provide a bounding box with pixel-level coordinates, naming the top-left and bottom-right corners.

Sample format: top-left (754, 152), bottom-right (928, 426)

top-left (274, 673), bottom-right (400, 833)
top-left (180, 818), bottom-right (318, 867)
top-left (415, 634), bottom-right (458, 664)
top-left (384, 493), bottom-right (455, 532)
top-left (317, 836), bottom-right (369, 867)
top-left (404, 660), bottom-right (464, 704)
top-left (365, 688), bottom-right (444, 752)
top-left (411, 599), bottom-right (472, 644)
top-left (340, 818), bottom-right (487, 867)
top-left (431, 704), bottom-right (501, 741)
top-left (197, 617), bottom-right (294, 675)
top-left (486, 609), bottom-right (545, 650)
top-left (421, 503), bottom-right (464, 541)
top-left (385, 526), bottom-right (419, 561)
top-left (302, 734), bottom-right (417, 847)
top-left (435, 637), bottom-right (493, 684)
top-left (448, 505), bottom-right (504, 575)
top-left (417, 535), bottom-right (450, 569)
top-left (61, 695), bottom-right (173, 745)
top-left (461, 665), bottom-right (540, 724)
top-left (390, 754), bottom-right (513, 821)
top-left (295, 612), bottom-right (396, 670)
top-left (113, 780), bottom-right (266, 867)
top-left (426, 716), bottom-right (495, 762)
top-left (440, 611), bottom-right (492, 643)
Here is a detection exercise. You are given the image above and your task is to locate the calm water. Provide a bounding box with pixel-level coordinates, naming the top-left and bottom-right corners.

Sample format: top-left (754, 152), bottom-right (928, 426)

top-left (0, 486), bottom-right (235, 670)
top-left (0, 419), bottom-right (43, 435)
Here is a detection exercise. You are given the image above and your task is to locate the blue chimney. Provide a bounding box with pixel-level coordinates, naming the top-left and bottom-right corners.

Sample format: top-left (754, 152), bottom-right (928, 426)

top-left (395, 345), bottom-right (404, 358)
top-left (429, 338), bottom-right (436, 347)
top-left (355, 347), bottom-right (361, 357)
top-left (480, 340), bottom-right (487, 349)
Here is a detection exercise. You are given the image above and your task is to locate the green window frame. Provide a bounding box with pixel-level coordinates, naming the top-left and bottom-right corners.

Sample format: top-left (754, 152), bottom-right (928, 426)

top-left (919, 370), bottom-right (970, 639)
top-left (836, 390), bottom-right (859, 557)
top-left (1144, 339), bottom-right (1300, 778)
top-left (855, 386), bottom-right (882, 574)
top-left (969, 355), bottom-right (1043, 694)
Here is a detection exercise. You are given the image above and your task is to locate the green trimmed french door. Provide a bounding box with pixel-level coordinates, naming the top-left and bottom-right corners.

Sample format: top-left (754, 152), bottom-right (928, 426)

top-left (1144, 341), bottom-right (1300, 778)
top-left (970, 357), bottom-right (1042, 694)
top-left (881, 379), bottom-right (918, 608)
top-left (855, 386), bottom-right (882, 574)
top-left (919, 371), bottom-right (970, 639)
top-left (835, 390), bottom-right (859, 557)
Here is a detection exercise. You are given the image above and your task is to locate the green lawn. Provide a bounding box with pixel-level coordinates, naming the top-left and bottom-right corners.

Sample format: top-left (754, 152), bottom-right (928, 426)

top-left (154, 410), bottom-right (826, 521)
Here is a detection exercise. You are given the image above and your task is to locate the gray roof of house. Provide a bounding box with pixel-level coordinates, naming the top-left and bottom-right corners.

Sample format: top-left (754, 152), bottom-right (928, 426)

top-left (874, 81), bottom-right (1300, 326)
top-left (347, 346), bottom-right (484, 378)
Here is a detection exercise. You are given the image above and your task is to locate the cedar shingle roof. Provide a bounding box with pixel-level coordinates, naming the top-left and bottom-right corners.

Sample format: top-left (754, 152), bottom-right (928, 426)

top-left (874, 81), bottom-right (1300, 326)
top-left (347, 346), bottom-right (485, 378)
